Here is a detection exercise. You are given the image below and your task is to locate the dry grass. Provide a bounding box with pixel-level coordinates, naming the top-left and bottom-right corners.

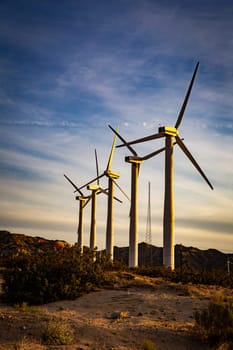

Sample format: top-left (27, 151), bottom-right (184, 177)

top-left (0, 273), bottom-right (232, 350)
top-left (13, 337), bottom-right (46, 350)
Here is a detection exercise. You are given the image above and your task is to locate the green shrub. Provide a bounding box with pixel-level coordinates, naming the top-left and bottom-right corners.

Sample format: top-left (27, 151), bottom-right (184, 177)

top-left (194, 297), bottom-right (233, 345)
top-left (41, 319), bottom-right (75, 345)
top-left (2, 246), bottom-right (110, 305)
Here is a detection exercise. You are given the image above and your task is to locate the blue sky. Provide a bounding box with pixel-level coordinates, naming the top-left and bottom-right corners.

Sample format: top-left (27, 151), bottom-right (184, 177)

top-left (0, 0), bottom-right (232, 253)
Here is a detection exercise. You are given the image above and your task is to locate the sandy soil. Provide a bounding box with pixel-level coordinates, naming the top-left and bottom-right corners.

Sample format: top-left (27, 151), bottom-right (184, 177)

top-left (0, 272), bottom-right (232, 349)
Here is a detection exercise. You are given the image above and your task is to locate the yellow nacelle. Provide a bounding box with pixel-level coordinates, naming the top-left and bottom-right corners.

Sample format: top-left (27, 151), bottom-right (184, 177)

top-left (76, 196), bottom-right (86, 201)
top-left (158, 126), bottom-right (178, 136)
top-left (87, 184), bottom-right (100, 191)
top-left (105, 170), bottom-right (120, 179)
top-left (125, 156), bottom-right (144, 164)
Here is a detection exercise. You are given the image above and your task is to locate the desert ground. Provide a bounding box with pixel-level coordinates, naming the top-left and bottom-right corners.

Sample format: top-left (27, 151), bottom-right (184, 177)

top-left (0, 272), bottom-right (232, 349)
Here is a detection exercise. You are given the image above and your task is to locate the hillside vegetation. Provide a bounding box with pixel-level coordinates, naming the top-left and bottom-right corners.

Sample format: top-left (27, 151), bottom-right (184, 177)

top-left (0, 231), bottom-right (232, 349)
top-left (1, 230), bottom-right (232, 272)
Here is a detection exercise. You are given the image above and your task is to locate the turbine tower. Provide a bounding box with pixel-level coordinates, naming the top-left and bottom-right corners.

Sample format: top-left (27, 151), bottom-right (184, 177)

top-left (79, 135), bottom-right (126, 261)
top-left (109, 125), bottom-right (166, 268)
top-left (64, 174), bottom-right (91, 253)
top-left (145, 181), bottom-right (152, 245)
top-left (87, 190), bottom-right (99, 251)
top-left (116, 62), bottom-right (213, 270)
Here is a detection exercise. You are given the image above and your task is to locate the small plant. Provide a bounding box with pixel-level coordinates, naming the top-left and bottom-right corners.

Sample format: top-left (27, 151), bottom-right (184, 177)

top-left (41, 319), bottom-right (75, 345)
top-left (142, 339), bottom-right (157, 350)
top-left (14, 302), bottom-right (42, 313)
top-left (14, 336), bottom-right (46, 350)
top-left (194, 296), bottom-right (233, 345)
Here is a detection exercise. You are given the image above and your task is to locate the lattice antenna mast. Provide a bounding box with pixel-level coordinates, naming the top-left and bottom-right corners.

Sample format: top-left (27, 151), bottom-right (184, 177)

top-left (145, 181), bottom-right (152, 244)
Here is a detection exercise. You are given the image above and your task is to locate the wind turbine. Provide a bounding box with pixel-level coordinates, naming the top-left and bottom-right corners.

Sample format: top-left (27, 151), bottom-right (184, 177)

top-left (65, 150), bottom-right (108, 255)
top-left (109, 125), bottom-right (166, 268)
top-left (64, 174), bottom-right (91, 253)
top-left (84, 149), bottom-right (112, 254)
top-left (79, 135), bottom-right (127, 261)
top-left (116, 62), bottom-right (214, 270)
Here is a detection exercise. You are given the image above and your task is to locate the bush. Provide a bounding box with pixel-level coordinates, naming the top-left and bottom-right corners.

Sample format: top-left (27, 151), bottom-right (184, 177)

top-left (41, 319), bottom-right (75, 345)
top-left (194, 297), bottom-right (233, 346)
top-left (142, 339), bottom-right (157, 350)
top-left (2, 246), bottom-right (110, 305)
top-left (134, 265), bottom-right (233, 288)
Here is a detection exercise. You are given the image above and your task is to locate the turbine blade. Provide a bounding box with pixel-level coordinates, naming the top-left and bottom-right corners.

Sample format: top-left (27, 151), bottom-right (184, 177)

top-left (175, 62), bottom-right (199, 129)
top-left (64, 174), bottom-right (83, 196)
top-left (83, 196), bottom-right (91, 208)
top-left (117, 132), bottom-right (164, 148)
top-left (113, 179), bottom-right (130, 201)
top-left (95, 149), bottom-right (100, 185)
top-left (176, 135), bottom-right (213, 190)
top-left (108, 124), bottom-right (138, 156)
top-left (99, 186), bottom-right (123, 203)
top-left (142, 139), bottom-right (182, 161)
top-left (113, 196), bottom-right (123, 203)
top-left (96, 189), bottom-right (105, 196)
top-left (141, 139), bottom-right (183, 160)
top-left (99, 187), bottom-right (109, 196)
top-left (106, 126), bottom-right (119, 171)
top-left (79, 173), bottom-right (105, 190)
top-left (142, 146), bottom-right (166, 160)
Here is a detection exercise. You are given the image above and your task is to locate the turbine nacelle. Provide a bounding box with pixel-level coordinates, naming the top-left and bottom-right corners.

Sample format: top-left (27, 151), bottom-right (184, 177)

top-left (104, 169), bottom-right (120, 179)
top-left (125, 156), bottom-right (144, 164)
top-left (87, 184), bottom-right (100, 191)
top-left (158, 126), bottom-right (178, 137)
top-left (75, 196), bottom-right (87, 201)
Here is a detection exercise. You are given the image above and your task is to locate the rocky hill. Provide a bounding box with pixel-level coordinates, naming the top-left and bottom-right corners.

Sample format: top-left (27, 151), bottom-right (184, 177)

top-left (114, 242), bottom-right (232, 271)
top-left (0, 230), bottom-right (232, 272)
top-left (0, 230), bottom-right (71, 264)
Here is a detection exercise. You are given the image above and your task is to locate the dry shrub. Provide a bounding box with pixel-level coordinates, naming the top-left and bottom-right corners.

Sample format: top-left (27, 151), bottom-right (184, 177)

top-left (14, 302), bottom-right (42, 313)
top-left (142, 339), bottom-right (157, 350)
top-left (41, 319), bottom-right (75, 345)
top-left (3, 247), bottom-right (110, 305)
top-left (13, 336), bottom-right (45, 350)
top-left (194, 295), bottom-right (233, 346)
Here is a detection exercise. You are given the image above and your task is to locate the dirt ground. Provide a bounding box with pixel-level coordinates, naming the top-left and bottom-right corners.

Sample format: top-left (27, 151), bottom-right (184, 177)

top-left (0, 272), bottom-right (232, 349)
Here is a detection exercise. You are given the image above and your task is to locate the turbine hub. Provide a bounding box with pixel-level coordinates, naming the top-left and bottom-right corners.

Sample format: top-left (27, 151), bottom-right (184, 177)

top-left (158, 126), bottom-right (178, 136)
